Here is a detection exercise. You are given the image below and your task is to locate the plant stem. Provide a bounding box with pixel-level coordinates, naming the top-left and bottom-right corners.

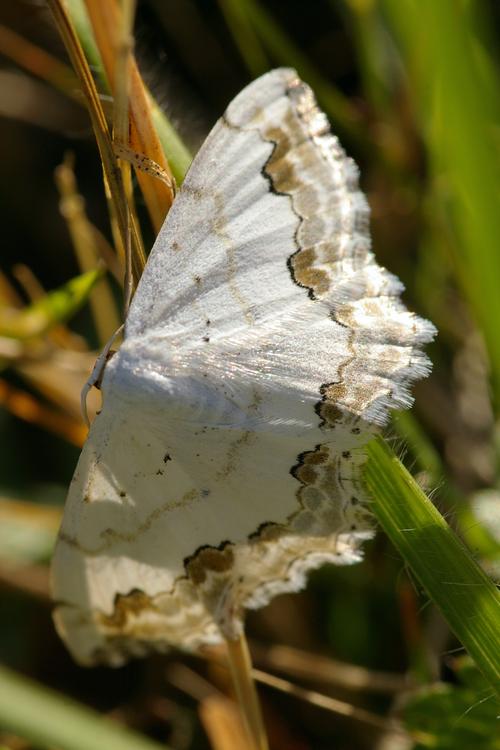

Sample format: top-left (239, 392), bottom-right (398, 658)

top-left (226, 633), bottom-right (269, 750)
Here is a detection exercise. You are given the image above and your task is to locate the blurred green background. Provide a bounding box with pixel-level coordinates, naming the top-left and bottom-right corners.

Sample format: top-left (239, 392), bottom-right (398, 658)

top-left (0, 1), bottom-right (499, 749)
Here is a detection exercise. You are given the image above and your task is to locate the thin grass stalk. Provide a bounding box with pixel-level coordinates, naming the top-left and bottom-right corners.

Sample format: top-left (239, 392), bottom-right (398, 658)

top-left (55, 155), bottom-right (121, 344)
top-left (84, 0), bottom-right (175, 233)
top-left (46, 0), bottom-right (145, 287)
top-left (65, 0), bottom-right (192, 184)
top-left (112, 0), bottom-right (136, 312)
top-left (0, 24), bottom-right (78, 97)
top-left (226, 634), bottom-right (269, 750)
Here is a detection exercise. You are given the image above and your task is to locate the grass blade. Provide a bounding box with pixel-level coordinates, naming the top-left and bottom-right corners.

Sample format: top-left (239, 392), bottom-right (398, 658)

top-left (65, 0), bottom-right (192, 184)
top-left (383, 0), bottom-right (500, 407)
top-left (0, 269), bottom-right (102, 339)
top-left (0, 664), bottom-right (169, 750)
top-left (217, 0), bottom-right (270, 77)
top-left (364, 436), bottom-right (500, 696)
top-left (238, 0), bottom-right (363, 143)
top-left (47, 0), bottom-right (146, 284)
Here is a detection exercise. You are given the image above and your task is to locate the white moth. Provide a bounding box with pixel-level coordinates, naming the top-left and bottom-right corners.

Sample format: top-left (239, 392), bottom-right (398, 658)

top-left (51, 68), bottom-right (435, 666)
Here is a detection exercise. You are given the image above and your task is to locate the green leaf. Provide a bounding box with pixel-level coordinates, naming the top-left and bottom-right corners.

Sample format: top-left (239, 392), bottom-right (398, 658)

top-left (0, 268), bottom-right (102, 340)
top-left (364, 436), bottom-right (500, 696)
top-left (403, 658), bottom-right (500, 750)
top-left (0, 664), bottom-right (170, 750)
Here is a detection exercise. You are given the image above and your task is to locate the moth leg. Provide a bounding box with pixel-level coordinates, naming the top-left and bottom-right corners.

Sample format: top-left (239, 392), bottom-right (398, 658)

top-left (81, 324), bottom-right (124, 426)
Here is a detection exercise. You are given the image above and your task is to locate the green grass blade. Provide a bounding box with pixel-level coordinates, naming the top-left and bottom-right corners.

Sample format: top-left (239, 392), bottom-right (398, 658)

top-left (383, 0), bottom-right (500, 407)
top-left (343, 0), bottom-right (394, 113)
top-left (0, 665), bottom-right (169, 750)
top-left (0, 268), bottom-right (102, 339)
top-left (150, 100), bottom-right (192, 184)
top-left (393, 412), bottom-right (500, 564)
top-left (238, 0), bottom-right (364, 143)
top-left (217, 0), bottom-right (270, 77)
top-left (364, 436), bottom-right (500, 696)
top-left (64, 0), bottom-right (105, 84)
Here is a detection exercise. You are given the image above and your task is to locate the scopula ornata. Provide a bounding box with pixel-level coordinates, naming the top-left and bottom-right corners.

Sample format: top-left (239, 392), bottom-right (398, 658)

top-left (52, 68), bottom-right (435, 666)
